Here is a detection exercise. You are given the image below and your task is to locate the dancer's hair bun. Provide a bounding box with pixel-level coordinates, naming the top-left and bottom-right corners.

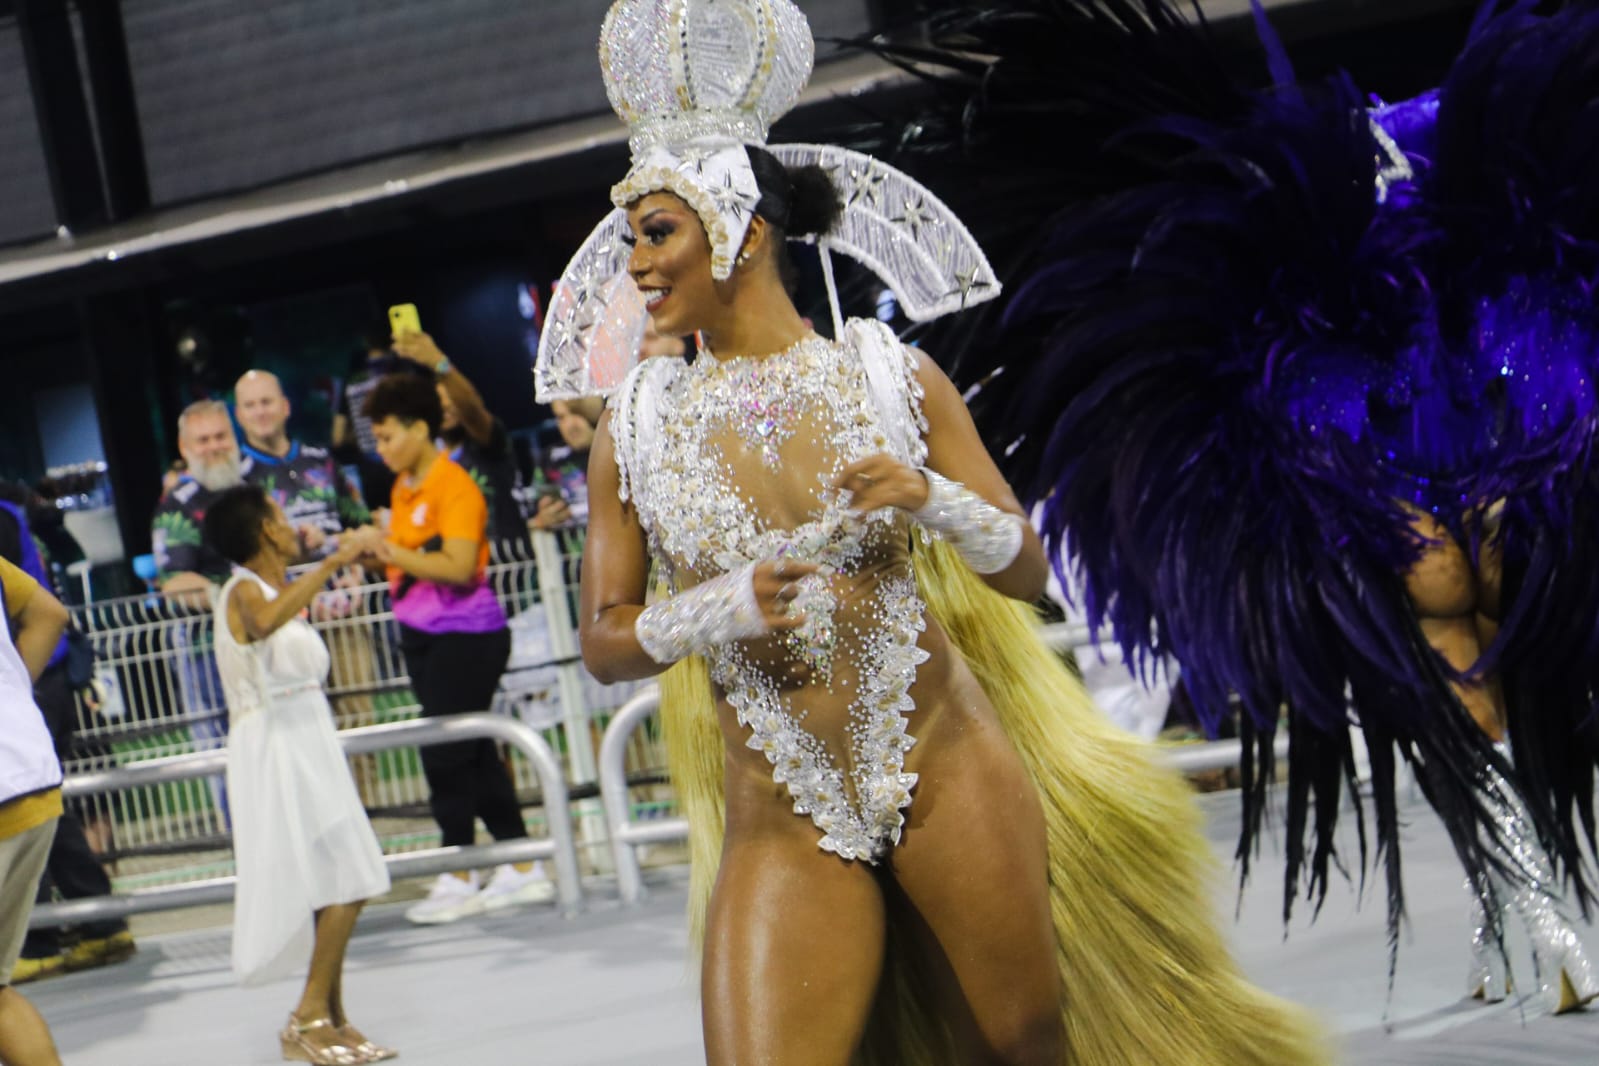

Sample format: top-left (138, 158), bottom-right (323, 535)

top-left (749, 146), bottom-right (842, 237)
top-left (784, 164), bottom-right (843, 238)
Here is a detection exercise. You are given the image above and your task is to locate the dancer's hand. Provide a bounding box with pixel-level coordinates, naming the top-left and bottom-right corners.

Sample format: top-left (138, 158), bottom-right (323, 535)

top-left (834, 454), bottom-right (929, 515)
top-left (753, 556), bottom-right (822, 630)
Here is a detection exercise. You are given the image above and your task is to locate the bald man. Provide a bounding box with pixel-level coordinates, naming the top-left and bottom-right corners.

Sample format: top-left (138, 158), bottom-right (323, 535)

top-left (235, 370), bottom-right (370, 562)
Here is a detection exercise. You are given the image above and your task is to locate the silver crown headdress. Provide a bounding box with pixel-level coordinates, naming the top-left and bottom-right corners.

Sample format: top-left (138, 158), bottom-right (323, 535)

top-left (534, 0), bottom-right (1001, 402)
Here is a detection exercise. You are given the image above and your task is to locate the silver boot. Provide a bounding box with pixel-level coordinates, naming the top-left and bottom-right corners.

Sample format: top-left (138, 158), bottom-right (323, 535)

top-left (1465, 877), bottom-right (1509, 1003)
top-left (1469, 750), bottom-right (1599, 1013)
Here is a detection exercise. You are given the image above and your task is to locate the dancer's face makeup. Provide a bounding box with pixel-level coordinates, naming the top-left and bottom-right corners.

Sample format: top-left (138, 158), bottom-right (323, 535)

top-left (626, 192), bottom-right (719, 337)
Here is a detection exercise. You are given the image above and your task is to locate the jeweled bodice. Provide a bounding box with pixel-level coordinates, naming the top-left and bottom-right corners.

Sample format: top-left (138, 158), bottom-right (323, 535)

top-left (646, 337), bottom-right (895, 566)
top-left (616, 325), bottom-right (929, 861)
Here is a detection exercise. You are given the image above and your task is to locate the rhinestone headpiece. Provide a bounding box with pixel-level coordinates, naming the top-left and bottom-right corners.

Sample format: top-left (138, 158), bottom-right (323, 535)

top-left (599, 0), bottom-right (814, 156)
top-left (533, 0), bottom-right (1002, 403)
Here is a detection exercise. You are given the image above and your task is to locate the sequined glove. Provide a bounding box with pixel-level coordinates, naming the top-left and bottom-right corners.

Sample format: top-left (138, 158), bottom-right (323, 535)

top-left (911, 469), bottom-right (1026, 575)
top-left (635, 562), bottom-right (768, 665)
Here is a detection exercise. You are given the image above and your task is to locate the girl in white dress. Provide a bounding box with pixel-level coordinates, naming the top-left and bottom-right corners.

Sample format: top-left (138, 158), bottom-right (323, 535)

top-left (203, 486), bottom-right (394, 1064)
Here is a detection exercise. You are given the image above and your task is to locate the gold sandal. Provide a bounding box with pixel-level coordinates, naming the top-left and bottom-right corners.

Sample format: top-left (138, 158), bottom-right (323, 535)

top-left (280, 1015), bottom-right (366, 1065)
top-left (338, 1024), bottom-right (398, 1062)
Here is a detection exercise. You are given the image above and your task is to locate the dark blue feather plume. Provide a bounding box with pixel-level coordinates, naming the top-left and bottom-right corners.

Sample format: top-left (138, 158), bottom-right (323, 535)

top-left (845, 0), bottom-right (1599, 955)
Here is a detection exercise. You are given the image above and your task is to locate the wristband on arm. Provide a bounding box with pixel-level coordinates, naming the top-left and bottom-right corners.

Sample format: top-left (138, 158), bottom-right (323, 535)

top-left (911, 469), bottom-right (1026, 575)
top-left (635, 561), bottom-right (768, 665)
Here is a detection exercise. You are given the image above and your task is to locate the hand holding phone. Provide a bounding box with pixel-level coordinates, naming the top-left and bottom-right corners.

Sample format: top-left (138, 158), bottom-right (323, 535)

top-left (389, 308), bottom-right (452, 373)
top-left (388, 303), bottom-right (422, 338)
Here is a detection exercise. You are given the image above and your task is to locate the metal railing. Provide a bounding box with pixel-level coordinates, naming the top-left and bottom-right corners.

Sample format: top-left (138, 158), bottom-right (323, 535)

top-left (34, 713), bottom-right (584, 926)
top-left (598, 686), bottom-right (679, 905)
top-left (59, 534), bottom-right (668, 895)
top-left (1038, 621), bottom-right (1293, 771)
top-left (53, 524), bottom-right (1255, 917)
top-left (1039, 620), bottom-right (1094, 652)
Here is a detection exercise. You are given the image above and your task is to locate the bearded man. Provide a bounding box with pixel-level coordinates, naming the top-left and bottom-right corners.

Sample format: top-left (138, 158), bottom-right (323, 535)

top-left (149, 399), bottom-right (244, 823)
top-left (151, 399), bottom-right (243, 597)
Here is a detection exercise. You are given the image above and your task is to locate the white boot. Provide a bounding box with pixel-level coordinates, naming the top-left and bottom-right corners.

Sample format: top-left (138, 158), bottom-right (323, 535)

top-left (1468, 751), bottom-right (1599, 1013)
top-left (1465, 878), bottom-right (1509, 1003)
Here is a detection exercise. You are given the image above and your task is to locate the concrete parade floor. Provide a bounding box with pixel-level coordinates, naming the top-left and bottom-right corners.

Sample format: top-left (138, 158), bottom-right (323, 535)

top-left (28, 787), bottom-right (1599, 1065)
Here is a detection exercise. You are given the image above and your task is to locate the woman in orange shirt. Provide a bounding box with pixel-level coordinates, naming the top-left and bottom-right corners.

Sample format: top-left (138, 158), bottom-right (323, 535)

top-left (361, 375), bottom-right (550, 924)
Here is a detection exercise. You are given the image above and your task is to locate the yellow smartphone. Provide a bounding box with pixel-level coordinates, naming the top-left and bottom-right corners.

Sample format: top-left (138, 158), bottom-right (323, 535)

top-left (388, 303), bottom-right (422, 337)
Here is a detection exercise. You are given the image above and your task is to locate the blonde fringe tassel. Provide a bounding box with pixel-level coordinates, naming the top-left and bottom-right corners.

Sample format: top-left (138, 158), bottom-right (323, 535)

top-left (660, 540), bottom-right (1330, 1065)
top-left (659, 653), bottom-right (722, 957)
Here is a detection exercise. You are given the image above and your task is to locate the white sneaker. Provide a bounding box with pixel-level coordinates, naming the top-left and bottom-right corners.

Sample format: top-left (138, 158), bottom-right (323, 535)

top-left (478, 863), bottom-right (556, 912)
top-left (405, 872), bottom-right (485, 925)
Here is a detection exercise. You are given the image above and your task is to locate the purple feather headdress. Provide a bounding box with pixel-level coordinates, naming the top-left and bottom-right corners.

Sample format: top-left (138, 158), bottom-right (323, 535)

top-left (855, 0), bottom-right (1599, 967)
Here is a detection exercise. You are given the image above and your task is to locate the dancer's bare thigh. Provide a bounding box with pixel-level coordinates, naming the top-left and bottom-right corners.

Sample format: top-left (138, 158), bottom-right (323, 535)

top-left (887, 671), bottom-right (1061, 1066)
top-left (703, 766), bottom-right (887, 1066)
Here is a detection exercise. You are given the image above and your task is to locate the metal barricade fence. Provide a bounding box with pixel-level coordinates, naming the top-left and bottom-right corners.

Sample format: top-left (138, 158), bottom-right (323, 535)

top-left (36, 714), bottom-right (583, 926)
top-left (58, 525), bottom-right (1260, 915)
top-left (61, 532), bottom-right (676, 900)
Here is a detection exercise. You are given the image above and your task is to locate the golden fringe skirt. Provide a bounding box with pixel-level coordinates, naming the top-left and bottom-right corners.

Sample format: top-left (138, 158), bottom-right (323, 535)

top-left (660, 540), bottom-right (1329, 1066)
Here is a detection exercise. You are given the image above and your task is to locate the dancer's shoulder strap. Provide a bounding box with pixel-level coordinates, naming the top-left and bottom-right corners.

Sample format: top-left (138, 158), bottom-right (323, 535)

top-left (608, 356), bottom-right (683, 515)
top-left (849, 319), bottom-right (928, 469)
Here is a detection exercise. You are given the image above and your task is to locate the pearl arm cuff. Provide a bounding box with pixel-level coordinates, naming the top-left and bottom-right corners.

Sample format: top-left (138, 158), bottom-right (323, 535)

top-left (911, 469), bottom-right (1025, 575)
top-left (635, 561), bottom-right (768, 664)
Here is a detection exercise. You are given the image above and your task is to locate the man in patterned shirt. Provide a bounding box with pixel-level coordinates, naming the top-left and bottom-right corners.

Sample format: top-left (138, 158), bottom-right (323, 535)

top-left (235, 370), bottom-right (370, 558)
top-left (150, 400), bottom-right (240, 596)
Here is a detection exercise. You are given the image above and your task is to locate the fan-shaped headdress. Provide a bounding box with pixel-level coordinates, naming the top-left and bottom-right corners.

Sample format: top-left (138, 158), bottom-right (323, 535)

top-left (533, 0), bottom-right (1001, 402)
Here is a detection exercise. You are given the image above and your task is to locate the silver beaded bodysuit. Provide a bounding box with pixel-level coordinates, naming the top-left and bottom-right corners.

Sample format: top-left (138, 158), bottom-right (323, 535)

top-left (613, 320), bottom-right (930, 862)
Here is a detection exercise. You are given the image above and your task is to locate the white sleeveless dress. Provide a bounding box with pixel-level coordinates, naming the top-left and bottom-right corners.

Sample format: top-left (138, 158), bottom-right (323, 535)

top-left (216, 570), bottom-right (390, 985)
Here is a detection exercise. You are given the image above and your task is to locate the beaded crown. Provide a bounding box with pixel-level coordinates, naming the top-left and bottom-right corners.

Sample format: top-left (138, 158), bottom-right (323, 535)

top-left (599, 0), bottom-right (815, 155)
top-left (533, 0), bottom-right (1002, 403)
